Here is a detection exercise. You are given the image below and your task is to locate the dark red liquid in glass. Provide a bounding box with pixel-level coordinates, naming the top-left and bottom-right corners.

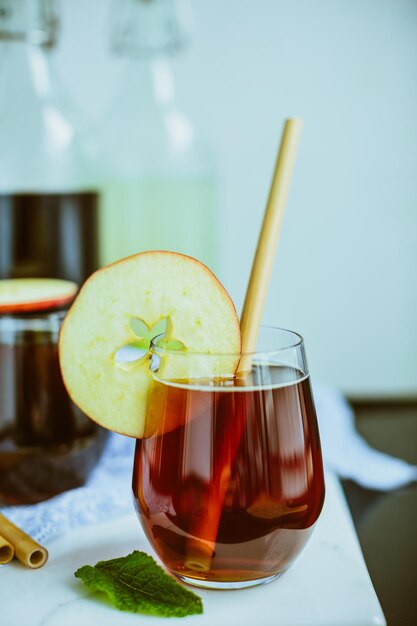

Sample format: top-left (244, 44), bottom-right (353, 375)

top-left (133, 369), bottom-right (325, 584)
top-left (0, 191), bottom-right (98, 284)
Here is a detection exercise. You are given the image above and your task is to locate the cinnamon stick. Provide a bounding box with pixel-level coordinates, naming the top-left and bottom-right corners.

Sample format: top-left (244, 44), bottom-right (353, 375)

top-left (0, 513), bottom-right (48, 568)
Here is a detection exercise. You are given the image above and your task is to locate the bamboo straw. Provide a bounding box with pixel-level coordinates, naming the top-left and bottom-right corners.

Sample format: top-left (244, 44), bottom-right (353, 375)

top-left (0, 533), bottom-right (15, 565)
top-left (0, 513), bottom-right (48, 568)
top-left (239, 117), bottom-right (303, 371)
top-left (185, 118), bottom-right (303, 573)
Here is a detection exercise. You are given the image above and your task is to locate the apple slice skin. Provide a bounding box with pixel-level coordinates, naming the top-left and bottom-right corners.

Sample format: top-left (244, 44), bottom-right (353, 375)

top-left (0, 279), bottom-right (78, 313)
top-left (59, 251), bottom-right (241, 439)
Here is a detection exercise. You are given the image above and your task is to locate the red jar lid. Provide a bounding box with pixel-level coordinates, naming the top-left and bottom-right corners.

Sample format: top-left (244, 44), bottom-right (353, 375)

top-left (0, 279), bottom-right (78, 314)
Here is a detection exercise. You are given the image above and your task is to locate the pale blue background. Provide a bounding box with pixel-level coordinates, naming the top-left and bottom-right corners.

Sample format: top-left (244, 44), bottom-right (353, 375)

top-left (54, 0), bottom-right (417, 397)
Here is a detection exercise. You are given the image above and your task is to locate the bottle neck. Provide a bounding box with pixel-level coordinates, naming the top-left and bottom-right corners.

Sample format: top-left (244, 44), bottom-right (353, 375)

top-left (0, 40), bottom-right (55, 107)
top-left (110, 0), bottom-right (190, 59)
top-left (117, 56), bottom-right (176, 114)
top-left (0, 0), bottom-right (58, 48)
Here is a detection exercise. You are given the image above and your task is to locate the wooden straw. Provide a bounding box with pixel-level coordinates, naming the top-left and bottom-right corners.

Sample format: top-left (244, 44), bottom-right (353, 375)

top-left (0, 513), bottom-right (48, 568)
top-left (185, 118), bottom-right (303, 573)
top-left (239, 117), bottom-right (303, 371)
top-left (0, 533), bottom-right (15, 565)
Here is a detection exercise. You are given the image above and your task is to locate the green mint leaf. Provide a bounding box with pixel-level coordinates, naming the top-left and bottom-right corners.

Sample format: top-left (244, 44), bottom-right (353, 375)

top-left (74, 550), bottom-right (203, 618)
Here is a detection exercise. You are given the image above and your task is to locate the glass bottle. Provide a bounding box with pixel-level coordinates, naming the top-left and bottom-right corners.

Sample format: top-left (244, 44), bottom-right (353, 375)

top-left (100, 0), bottom-right (218, 271)
top-left (0, 0), bottom-right (99, 284)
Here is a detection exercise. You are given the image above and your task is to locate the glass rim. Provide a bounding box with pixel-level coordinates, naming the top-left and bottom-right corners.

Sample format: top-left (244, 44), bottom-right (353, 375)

top-left (150, 325), bottom-right (304, 358)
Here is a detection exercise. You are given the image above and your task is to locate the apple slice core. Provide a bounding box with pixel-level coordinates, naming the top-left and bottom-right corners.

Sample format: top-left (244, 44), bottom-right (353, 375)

top-left (59, 252), bottom-right (241, 438)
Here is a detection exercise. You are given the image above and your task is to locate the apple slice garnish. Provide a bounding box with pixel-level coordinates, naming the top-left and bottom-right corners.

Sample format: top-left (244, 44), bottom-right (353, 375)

top-left (59, 251), bottom-right (241, 438)
top-left (0, 279), bottom-right (78, 313)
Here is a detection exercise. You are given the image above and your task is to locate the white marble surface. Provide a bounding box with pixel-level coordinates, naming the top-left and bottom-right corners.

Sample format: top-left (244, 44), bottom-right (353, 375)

top-left (1, 473), bottom-right (385, 626)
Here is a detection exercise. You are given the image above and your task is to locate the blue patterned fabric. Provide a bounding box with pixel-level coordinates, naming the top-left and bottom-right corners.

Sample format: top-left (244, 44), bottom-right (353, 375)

top-left (2, 433), bottom-right (135, 543)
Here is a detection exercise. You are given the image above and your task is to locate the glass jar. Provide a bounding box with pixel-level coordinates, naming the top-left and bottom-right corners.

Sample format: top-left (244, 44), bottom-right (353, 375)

top-left (0, 280), bottom-right (107, 505)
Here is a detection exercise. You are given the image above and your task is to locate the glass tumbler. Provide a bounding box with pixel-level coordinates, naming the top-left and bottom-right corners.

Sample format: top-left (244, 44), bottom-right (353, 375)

top-left (132, 327), bottom-right (325, 589)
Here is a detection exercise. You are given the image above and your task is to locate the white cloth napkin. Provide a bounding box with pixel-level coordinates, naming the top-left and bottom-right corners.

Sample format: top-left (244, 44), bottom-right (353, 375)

top-left (2, 383), bottom-right (416, 543)
top-left (313, 382), bottom-right (417, 490)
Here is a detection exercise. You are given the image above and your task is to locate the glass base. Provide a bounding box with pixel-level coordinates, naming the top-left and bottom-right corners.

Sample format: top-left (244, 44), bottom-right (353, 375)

top-left (176, 572), bottom-right (282, 590)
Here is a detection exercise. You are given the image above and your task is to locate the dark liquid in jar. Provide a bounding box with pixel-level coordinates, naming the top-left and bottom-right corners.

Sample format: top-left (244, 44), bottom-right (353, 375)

top-left (0, 315), bottom-right (107, 505)
top-left (0, 191), bottom-right (99, 284)
top-left (133, 369), bottom-right (325, 584)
